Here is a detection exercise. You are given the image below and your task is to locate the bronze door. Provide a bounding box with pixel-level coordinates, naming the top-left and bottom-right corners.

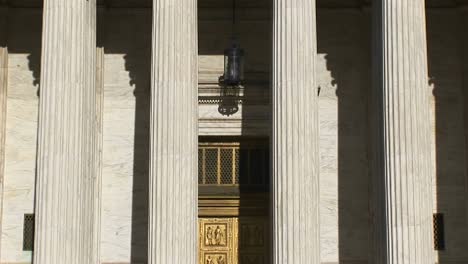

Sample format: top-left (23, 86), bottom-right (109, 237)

top-left (199, 217), bottom-right (269, 264)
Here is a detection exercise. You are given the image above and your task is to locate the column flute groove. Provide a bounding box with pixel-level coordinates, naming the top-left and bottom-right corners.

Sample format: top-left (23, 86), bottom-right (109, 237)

top-left (0, 6), bottom-right (8, 261)
top-left (92, 46), bottom-right (105, 264)
top-left (272, 0), bottom-right (320, 263)
top-left (34, 0), bottom-right (98, 263)
top-left (148, 0), bottom-right (198, 263)
top-left (372, 0), bottom-right (434, 263)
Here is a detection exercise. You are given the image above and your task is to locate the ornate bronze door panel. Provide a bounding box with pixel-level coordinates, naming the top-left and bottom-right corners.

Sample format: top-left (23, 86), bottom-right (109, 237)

top-left (199, 218), bottom-right (237, 264)
top-left (238, 218), bottom-right (269, 264)
top-left (198, 217), bottom-right (269, 264)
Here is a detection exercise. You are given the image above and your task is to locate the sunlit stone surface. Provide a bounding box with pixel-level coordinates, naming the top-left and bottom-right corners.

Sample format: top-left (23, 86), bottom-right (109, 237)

top-left (0, 1), bottom-right (467, 264)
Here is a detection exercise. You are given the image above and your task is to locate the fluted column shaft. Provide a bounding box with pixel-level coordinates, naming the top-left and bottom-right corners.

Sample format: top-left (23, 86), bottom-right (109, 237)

top-left (372, 0), bottom-right (434, 263)
top-left (272, 1), bottom-right (320, 263)
top-left (148, 0), bottom-right (198, 263)
top-left (0, 6), bottom-right (7, 261)
top-left (92, 46), bottom-right (105, 264)
top-left (34, 1), bottom-right (98, 263)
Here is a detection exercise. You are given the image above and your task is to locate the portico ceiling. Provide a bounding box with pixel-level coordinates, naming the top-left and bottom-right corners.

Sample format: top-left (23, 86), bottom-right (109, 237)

top-left (2, 0), bottom-right (468, 9)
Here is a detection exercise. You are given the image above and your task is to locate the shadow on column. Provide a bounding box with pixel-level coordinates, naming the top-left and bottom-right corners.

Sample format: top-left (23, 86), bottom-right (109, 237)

top-left (128, 52), bottom-right (151, 264)
top-left (237, 1), bottom-right (272, 263)
top-left (10, 8), bottom-right (42, 264)
top-left (318, 9), bottom-right (372, 264)
top-left (427, 11), bottom-right (468, 264)
top-left (126, 32), bottom-right (152, 264)
top-left (102, 9), bottom-right (152, 263)
top-left (9, 10), bottom-right (42, 89)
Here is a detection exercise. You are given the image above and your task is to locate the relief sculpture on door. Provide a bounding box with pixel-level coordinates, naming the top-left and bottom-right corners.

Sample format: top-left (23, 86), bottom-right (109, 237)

top-left (199, 218), bottom-right (237, 264)
top-left (199, 217), bottom-right (268, 264)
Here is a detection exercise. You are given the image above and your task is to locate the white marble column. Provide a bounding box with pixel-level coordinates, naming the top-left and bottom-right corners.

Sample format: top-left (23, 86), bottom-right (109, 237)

top-left (92, 46), bottom-right (104, 264)
top-left (371, 0), bottom-right (434, 263)
top-left (148, 0), bottom-right (198, 263)
top-left (91, 7), bottom-right (105, 263)
top-left (272, 0), bottom-right (320, 263)
top-left (33, 1), bottom-right (98, 263)
top-left (0, 6), bottom-right (7, 261)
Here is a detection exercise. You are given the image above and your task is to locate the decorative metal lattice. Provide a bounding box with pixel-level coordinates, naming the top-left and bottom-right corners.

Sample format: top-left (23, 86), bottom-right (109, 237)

top-left (198, 148), bottom-right (203, 184)
top-left (220, 149), bottom-right (234, 184)
top-left (205, 149), bottom-right (218, 184)
top-left (433, 213), bottom-right (445, 250)
top-left (234, 148), bottom-right (240, 184)
top-left (198, 143), bottom-right (269, 186)
top-left (23, 214), bottom-right (35, 251)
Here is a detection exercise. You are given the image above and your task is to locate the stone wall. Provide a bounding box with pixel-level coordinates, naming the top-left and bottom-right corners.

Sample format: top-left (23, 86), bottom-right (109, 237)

top-left (99, 8), bottom-right (151, 264)
top-left (317, 9), bottom-right (372, 264)
top-left (427, 8), bottom-right (468, 264)
top-left (0, 9), bottom-right (41, 263)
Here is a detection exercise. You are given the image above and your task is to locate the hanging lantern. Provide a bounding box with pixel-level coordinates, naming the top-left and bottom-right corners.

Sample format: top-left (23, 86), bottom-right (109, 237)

top-left (223, 43), bottom-right (245, 86)
top-left (218, 0), bottom-right (243, 116)
top-left (222, 0), bottom-right (244, 87)
top-left (218, 86), bottom-right (240, 116)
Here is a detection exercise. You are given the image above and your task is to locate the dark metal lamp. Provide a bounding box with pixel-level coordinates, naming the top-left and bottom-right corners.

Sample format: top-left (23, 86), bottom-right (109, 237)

top-left (222, 0), bottom-right (244, 87)
top-left (223, 43), bottom-right (245, 86)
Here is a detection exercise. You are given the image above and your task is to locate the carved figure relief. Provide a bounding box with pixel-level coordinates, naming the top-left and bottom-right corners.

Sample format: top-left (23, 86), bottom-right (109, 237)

top-left (199, 217), bottom-right (269, 264)
top-left (204, 224), bottom-right (227, 246)
top-left (200, 218), bottom-right (234, 264)
top-left (217, 255), bottom-right (226, 264)
top-left (206, 227), bottom-right (214, 245)
top-left (204, 254), bottom-right (227, 264)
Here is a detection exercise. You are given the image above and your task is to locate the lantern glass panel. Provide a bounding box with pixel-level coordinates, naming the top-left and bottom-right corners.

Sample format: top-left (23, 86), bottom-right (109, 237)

top-left (224, 46), bottom-right (244, 86)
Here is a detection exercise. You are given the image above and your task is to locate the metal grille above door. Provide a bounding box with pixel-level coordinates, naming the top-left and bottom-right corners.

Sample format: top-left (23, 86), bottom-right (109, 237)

top-left (198, 143), bottom-right (269, 187)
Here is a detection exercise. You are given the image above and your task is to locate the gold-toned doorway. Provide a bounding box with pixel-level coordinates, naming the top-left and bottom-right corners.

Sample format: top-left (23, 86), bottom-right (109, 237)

top-left (198, 217), bottom-right (269, 264)
top-left (198, 196), bottom-right (270, 264)
top-left (198, 140), bottom-right (270, 264)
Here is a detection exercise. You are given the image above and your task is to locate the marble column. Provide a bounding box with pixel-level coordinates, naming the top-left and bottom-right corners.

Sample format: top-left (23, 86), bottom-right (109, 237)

top-left (33, 1), bottom-right (98, 263)
top-left (92, 7), bottom-right (106, 263)
top-left (92, 46), bottom-right (104, 264)
top-left (371, 0), bottom-right (434, 263)
top-left (148, 0), bottom-right (198, 263)
top-left (0, 6), bottom-right (7, 261)
top-left (272, 0), bottom-right (320, 263)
